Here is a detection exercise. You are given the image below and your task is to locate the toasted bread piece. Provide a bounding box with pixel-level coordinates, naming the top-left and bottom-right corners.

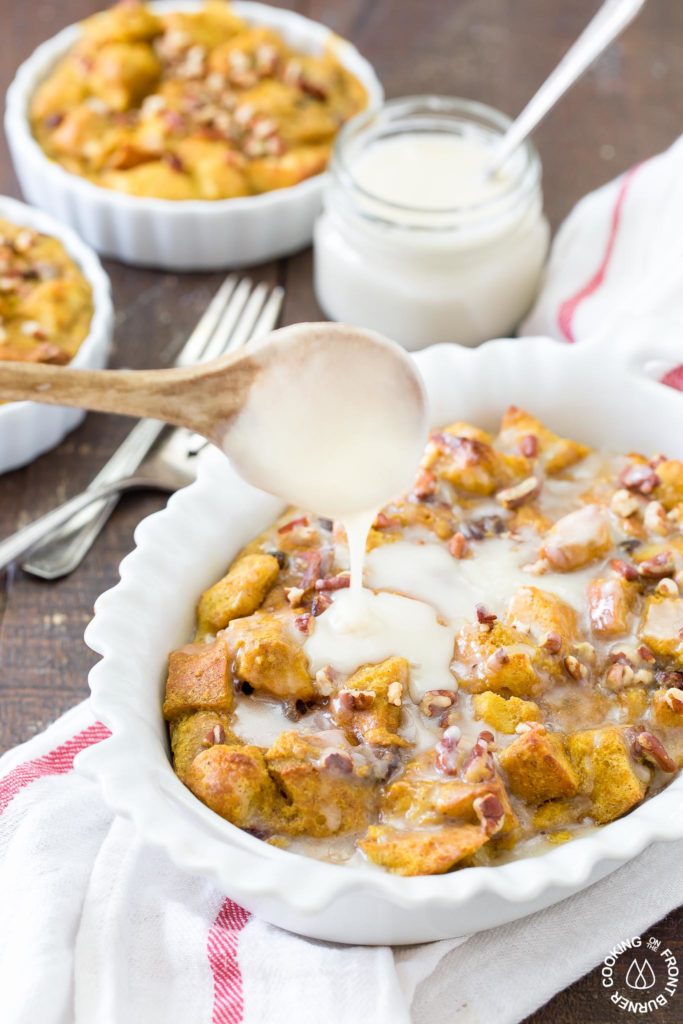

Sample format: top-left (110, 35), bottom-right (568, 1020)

top-left (163, 638), bottom-right (232, 720)
top-left (197, 553), bottom-right (280, 638)
top-left (498, 728), bottom-right (578, 804)
top-left (567, 727), bottom-right (647, 824)
top-left (359, 824), bottom-right (488, 875)
top-left (225, 612), bottom-right (315, 701)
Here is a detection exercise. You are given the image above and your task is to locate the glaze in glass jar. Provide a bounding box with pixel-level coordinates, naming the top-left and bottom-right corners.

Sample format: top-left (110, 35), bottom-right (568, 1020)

top-left (313, 96), bottom-right (550, 350)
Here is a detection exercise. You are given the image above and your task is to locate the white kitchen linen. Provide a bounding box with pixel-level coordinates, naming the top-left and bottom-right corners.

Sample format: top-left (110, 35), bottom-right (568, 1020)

top-left (1, 702), bottom-right (682, 1024)
top-left (523, 135), bottom-right (683, 374)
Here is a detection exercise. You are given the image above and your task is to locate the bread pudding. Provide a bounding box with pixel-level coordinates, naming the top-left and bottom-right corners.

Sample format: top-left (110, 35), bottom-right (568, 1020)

top-left (164, 408), bottom-right (683, 875)
top-left (0, 217), bottom-right (93, 366)
top-left (30, 0), bottom-right (368, 201)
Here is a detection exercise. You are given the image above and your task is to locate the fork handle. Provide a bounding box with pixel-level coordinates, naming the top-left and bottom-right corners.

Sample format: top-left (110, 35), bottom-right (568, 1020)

top-left (0, 477), bottom-right (151, 572)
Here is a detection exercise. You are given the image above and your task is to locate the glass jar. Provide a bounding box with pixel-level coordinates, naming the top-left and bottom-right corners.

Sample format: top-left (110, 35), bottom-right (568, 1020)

top-left (313, 96), bottom-right (550, 351)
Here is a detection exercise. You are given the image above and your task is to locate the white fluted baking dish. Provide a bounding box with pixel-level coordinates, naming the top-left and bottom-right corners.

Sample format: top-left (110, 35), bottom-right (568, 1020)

top-left (5, 1), bottom-right (383, 271)
top-left (78, 325), bottom-right (683, 945)
top-left (0, 195), bottom-right (112, 475)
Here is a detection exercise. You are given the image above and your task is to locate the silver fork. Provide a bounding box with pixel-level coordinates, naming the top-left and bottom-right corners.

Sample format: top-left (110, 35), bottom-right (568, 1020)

top-left (19, 276), bottom-right (283, 579)
top-left (3, 277), bottom-right (283, 576)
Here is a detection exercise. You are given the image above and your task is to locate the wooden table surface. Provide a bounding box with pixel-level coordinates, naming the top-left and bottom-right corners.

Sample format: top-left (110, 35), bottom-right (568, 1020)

top-left (1, 1), bottom-right (681, 1019)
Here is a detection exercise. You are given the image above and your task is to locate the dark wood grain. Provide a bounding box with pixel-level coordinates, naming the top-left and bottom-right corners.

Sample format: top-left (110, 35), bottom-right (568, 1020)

top-left (0, 1), bottom-right (681, 1018)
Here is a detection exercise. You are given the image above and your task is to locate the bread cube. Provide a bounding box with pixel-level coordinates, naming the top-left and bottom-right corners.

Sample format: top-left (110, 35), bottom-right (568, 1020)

top-left (422, 429), bottom-right (528, 496)
top-left (653, 459), bottom-right (683, 511)
top-left (90, 42), bottom-right (161, 111)
top-left (639, 595), bottom-right (683, 664)
top-left (498, 728), bottom-right (578, 804)
top-left (170, 710), bottom-right (236, 779)
top-left (541, 504), bottom-right (612, 571)
top-left (331, 656), bottom-right (409, 747)
top-left (472, 691), bottom-right (541, 734)
top-left (506, 586), bottom-right (577, 654)
top-left (197, 553), bottom-right (280, 637)
top-left (359, 823), bottom-right (488, 876)
top-left (185, 744), bottom-right (279, 830)
top-left (163, 639), bottom-right (232, 720)
top-left (498, 406), bottom-right (590, 474)
top-left (651, 687), bottom-right (683, 729)
top-left (454, 621), bottom-right (544, 698)
top-left (225, 612), bottom-right (315, 701)
top-left (567, 727), bottom-right (647, 824)
top-left (588, 577), bottom-right (636, 637)
top-left (265, 732), bottom-right (375, 837)
top-left (102, 161), bottom-right (198, 200)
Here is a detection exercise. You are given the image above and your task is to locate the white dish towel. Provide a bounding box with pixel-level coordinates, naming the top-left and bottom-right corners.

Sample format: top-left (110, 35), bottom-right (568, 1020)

top-left (4, 141), bottom-right (683, 1023)
top-left (0, 702), bottom-right (682, 1024)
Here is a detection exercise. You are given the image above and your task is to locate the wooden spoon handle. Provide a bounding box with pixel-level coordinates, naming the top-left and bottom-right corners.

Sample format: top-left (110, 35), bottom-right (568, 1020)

top-left (0, 353), bottom-right (259, 442)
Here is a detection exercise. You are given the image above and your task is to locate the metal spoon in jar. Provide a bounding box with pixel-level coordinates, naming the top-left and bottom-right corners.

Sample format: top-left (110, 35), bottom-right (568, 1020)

top-left (484, 0), bottom-right (647, 178)
top-left (0, 322), bottom-right (429, 523)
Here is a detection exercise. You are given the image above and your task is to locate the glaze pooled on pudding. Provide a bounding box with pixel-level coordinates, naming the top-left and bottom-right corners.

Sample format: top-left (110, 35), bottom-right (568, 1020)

top-left (164, 406), bottom-right (683, 875)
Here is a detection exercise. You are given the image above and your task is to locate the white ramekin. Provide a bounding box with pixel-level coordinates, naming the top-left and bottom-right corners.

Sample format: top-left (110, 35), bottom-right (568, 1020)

top-left (0, 195), bottom-right (113, 475)
top-left (5, 1), bottom-right (383, 271)
top-left (78, 324), bottom-right (683, 945)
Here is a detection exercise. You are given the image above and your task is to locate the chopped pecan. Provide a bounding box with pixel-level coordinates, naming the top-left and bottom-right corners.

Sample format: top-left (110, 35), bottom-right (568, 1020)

top-left (319, 750), bottom-right (353, 774)
top-left (604, 662), bottom-right (635, 691)
top-left (311, 593), bottom-right (332, 617)
top-left (632, 731), bottom-right (676, 772)
top-left (278, 515), bottom-right (309, 534)
top-left (644, 501), bottom-right (670, 536)
top-left (314, 665), bottom-right (336, 697)
top-left (448, 532), bottom-right (468, 559)
top-left (285, 586), bottom-right (305, 608)
top-left (473, 793), bottom-right (506, 836)
top-left (665, 688), bottom-right (683, 713)
top-left (435, 725), bottom-right (461, 775)
top-left (476, 604), bottom-right (497, 627)
top-left (336, 689), bottom-right (374, 712)
top-left (539, 631), bottom-right (562, 655)
top-left (611, 558), bottom-right (639, 581)
top-left (315, 573), bottom-right (350, 591)
top-left (294, 613), bottom-right (312, 634)
top-left (461, 735), bottom-right (496, 783)
top-left (419, 689), bottom-right (457, 718)
top-left (638, 551), bottom-right (676, 578)
top-left (203, 724), bottom-right (226, 747)
top-left (656, 577), bottom-right (679, 597)
top-left (519, 434), bottom-right (539, 458)
top-left (496, 475), bottom-right (541, 510)
top-left (413, 467), bottom-right (437, 499)
top-left (655, 669), bottom-right (683, 688)
top-left (564, 655), bottom-right (588, 681)
top-left (387, 681), bottom-right (404, 707)
top-left (610, 489), bottom-right (642, 518)
top-left (619, 463), bottom-right (660, 495)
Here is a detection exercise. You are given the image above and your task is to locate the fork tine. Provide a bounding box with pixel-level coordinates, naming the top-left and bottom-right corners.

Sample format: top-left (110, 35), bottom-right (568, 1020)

top-left (199, 277), bottom-right (253, 362)
top-left (223, 281), bottom-right (271, 353)
top-left (175, 274), bottom-right (238, 367)
top-left (249, 285), bottom-right (284, 344)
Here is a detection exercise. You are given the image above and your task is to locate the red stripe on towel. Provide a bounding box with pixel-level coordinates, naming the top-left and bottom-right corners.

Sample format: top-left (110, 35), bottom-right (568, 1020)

top-left (0, 720), bottom-right (111, 815)
top-left (661, 364), bottom-right (683, 391)
top-left (208, 898), bottom-right (251, 1024)
top-left (557, 165), bottom-right (640, 343)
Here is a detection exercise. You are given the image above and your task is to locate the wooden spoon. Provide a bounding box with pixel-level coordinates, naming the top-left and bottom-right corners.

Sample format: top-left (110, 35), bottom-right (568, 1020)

top-left (0, 322), bottom-right (429, 512)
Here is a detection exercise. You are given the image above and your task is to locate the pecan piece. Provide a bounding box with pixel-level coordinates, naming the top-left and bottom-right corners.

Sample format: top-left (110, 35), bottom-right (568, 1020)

top-left (448, 532), bottom-right (468, 559)
top-left (611, 558), bottom-right (639, 582)
top-left (315, 573), bottom-right (350, 591)
top-left (434, 725), bottom-right (461, 775)
top-left (476, 604), bottom-right (497, 627)
top-left (496, 475), bottom-right (541, 510)
top-left (413, 467), bottom-right (437, 499)
top-left (419, 689), bottom-right (457, 718)
top-left (473, 793), bottom-right (506, 836)
top-left (619, 463), bottom-right (660, 495)
top-left (665, 688), bottom-right (683, 714)
top-left (632, 731), bottom-right (676, 772)
top-left (638, 552), bottom-right (676, 578)
top-left (336, 688), bottom-right (374, 712)
top-left (319, 750), bottom-right (353, 774)
top-left (519, 434), bottom-right (539, 458)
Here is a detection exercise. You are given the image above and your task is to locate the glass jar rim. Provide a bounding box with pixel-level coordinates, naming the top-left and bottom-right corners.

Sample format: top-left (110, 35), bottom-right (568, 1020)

top-left (330, 95), bottom-right (543, 230)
